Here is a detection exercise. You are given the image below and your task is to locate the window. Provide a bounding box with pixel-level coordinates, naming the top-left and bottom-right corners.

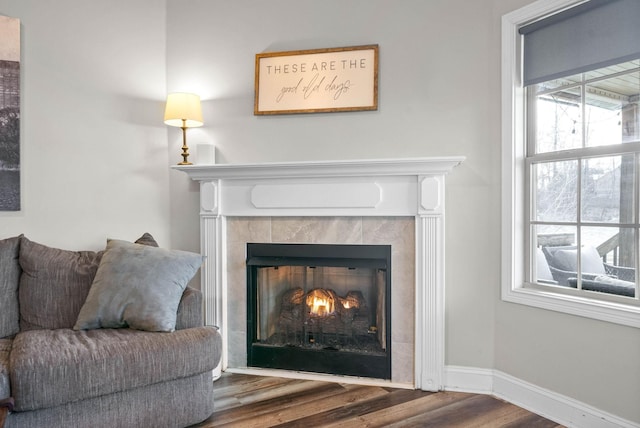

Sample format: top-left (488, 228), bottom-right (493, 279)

top-left (502, 0), bottom-right (640, 327)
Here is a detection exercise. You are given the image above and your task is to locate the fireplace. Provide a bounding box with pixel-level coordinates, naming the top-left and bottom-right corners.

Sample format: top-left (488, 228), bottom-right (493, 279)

top-left (173, 157), bottom-right (463, 390)
top-left (246, 243), bottom-right (391, 379)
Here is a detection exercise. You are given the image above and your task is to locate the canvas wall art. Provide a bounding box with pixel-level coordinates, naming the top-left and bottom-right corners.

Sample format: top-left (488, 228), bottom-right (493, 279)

top-left (0, 15), bottom-right (20, 211)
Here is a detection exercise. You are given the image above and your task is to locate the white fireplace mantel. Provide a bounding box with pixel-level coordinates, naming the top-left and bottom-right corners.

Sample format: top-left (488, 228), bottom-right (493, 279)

top-left (174, 156), bottom-right (463, 391)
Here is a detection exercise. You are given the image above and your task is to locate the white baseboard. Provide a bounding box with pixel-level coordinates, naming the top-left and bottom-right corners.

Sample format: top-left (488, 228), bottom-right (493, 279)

top-left (443, 365), bottom-right (494, 394)
top-left (444, 366), bottom-right (639, 428)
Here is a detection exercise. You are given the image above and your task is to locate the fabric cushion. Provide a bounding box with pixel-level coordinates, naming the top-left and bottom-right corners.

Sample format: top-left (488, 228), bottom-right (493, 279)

top-left (552, 246), bottom-right (606, 274)
top-left (5, 372), bottom-right (215, 428)
top-left (9, 327), bottom-right (220, 411)
top-left (175, 287), bottom-right (204, 330)
top-left (134, 232), bottom-right (159, 247)
top-left (17, 234), bottom-right (161, 332)
top-left (592, 275), bottom-right (635, 288)
top-left (74, 240), bottom-right (203, 332)
top-left (535, 247), bottom-right (554, 281)
top-left (18, 236), bottom-right (104, 331)
top-left (0, 235), bottom-right (22, 338)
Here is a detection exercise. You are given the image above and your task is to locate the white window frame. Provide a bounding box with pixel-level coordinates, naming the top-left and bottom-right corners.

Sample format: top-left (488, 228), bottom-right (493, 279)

top-left (501, 0), bottom-right (640, 328)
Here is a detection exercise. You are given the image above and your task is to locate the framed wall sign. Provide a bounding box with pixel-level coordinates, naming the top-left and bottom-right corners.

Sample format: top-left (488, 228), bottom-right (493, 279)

top-left (254, 45), bottom-right (378, 115)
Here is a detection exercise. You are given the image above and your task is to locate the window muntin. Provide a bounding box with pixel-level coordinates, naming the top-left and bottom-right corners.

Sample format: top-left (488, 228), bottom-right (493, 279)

top-left (527, 60), bottom-right (640, 302)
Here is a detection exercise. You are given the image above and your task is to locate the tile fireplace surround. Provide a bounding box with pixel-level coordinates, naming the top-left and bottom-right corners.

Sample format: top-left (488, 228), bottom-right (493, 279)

top-left (174, 157), bottom-right (463, 391)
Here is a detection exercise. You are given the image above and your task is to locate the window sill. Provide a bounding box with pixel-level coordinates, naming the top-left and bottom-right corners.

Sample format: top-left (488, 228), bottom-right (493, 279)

top-left (502, 284), bottom-right (640, 328)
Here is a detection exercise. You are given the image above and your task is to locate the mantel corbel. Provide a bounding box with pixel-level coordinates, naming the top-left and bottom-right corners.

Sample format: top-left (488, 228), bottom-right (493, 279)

top-left (200, 180), bottom-right (220, 216)
top-left (418, 175), bottom-right (444, 215)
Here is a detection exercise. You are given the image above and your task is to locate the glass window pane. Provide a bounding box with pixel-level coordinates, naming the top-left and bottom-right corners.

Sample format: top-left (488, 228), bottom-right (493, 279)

top-left (534, 160), bottom-right (578, 222)
top-left (583, 60), bottom-right (640, 145)
top-left (581, 226), bottom-right (617, 266)
top-left (527, 58), bottom-right (640, 302)
top-left (533, 225), bottom-right (576, 286)
top-left (533, 72), bottom-right (582, 94)
top-left (585, 74), bottom-right (640, 147)
top-left (583, 59), bottom-right (639, 82)
top-left (581, 155), bottom-right (634, 223)
top-left (534, 87), bottom-right (582, 154)
top-left (580, 226), bottom-right (636, 298)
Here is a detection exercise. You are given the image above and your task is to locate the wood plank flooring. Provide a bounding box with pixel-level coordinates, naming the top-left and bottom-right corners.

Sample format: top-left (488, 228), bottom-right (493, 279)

top-left (191, 373), bottom-right (564, 427)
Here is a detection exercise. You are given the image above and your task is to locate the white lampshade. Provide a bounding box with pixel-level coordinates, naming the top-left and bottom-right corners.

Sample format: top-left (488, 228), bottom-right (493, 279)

top-left (163, 92), bottom-right (203, 128)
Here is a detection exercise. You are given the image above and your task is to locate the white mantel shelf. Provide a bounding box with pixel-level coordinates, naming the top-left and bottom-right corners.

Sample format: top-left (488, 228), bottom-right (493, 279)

top-left (172, 157), bottom-right (464, 181)
top-left (174, 157), bottom-right (464, 392)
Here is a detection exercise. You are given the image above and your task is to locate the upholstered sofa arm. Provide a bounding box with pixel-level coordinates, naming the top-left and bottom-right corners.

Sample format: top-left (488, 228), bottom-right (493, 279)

top-left (175, 287), bottom-right (203, 330)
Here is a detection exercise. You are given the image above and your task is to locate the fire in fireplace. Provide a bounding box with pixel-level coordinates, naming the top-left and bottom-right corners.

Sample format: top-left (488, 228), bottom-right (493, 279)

top-left (246, 243), bottom-right (391, 379)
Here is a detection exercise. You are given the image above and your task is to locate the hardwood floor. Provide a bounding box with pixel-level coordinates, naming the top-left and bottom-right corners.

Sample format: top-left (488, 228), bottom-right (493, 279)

top-left (191, 373), bottom-right (564, 427)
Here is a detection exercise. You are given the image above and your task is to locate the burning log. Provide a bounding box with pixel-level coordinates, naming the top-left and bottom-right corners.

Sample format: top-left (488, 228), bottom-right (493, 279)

top-left (342, 291), bottom-right (367, 310)
top-left (281, 287), bottom-right (304, 308)
top-left (306, 289), bottom-right (338, 316)
top-left (277, 287), bottom-right (371, 342)
top-left (277, 288), bottom-right (304, 334)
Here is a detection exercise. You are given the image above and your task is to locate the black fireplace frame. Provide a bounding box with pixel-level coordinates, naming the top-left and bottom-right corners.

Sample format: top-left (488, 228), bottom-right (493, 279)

top-left (246, 243), bottom-right (392, 379)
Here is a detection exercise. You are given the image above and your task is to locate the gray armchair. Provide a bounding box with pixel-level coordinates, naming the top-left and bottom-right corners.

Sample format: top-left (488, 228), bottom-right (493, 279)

top-left (604, 262), bottom-right (635, 282)
top-left (541, 245), bottom-right (636, 298)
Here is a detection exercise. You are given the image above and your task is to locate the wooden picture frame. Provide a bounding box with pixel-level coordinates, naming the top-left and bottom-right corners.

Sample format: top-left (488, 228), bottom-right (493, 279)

top-left (254, 45), bottom-right (378, 115)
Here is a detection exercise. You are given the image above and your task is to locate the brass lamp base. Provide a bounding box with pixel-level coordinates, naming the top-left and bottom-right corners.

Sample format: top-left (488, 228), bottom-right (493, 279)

top-left (177, 125), bottom-right (193, 165)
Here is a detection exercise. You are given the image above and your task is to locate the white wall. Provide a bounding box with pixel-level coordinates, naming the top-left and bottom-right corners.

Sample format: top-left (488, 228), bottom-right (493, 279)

top-left (166, 0), bottom-right (498, 368)
top-left (167, 0), bottom-right (639, 424)
top-left (0, 0), bottom-right (636, 423)
top-left (0, 0), bottom-right (171, 251)
top-left (490, 0), bottom-right (640, 423)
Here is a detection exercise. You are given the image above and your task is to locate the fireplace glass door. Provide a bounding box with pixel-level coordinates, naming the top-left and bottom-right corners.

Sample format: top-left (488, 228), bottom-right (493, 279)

top-left (246, 243), bottom-right (391, 379)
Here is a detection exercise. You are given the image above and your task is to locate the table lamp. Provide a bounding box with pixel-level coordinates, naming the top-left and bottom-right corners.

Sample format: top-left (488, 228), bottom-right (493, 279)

top-left (164, 92), bottom-right (203, 165)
